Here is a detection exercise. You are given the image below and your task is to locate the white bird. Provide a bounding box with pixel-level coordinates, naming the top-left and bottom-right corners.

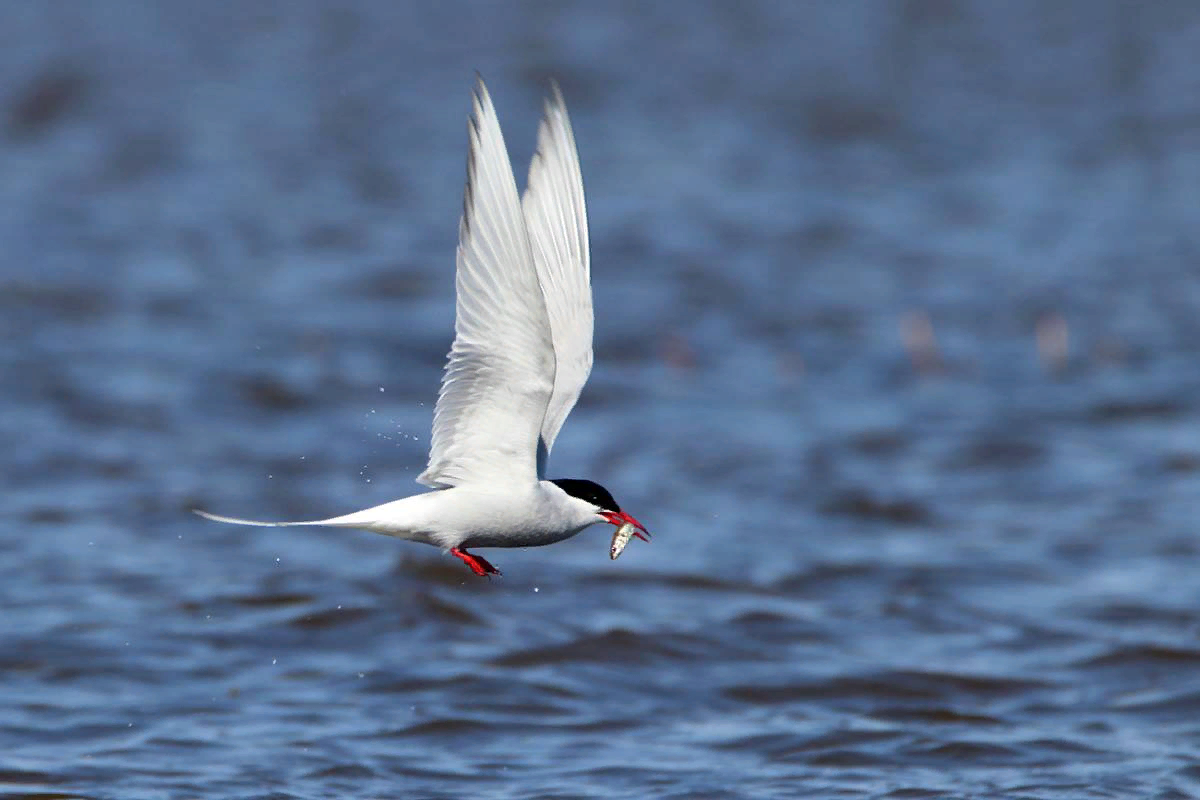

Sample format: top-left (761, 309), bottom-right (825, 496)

top-left (195, 78), bottom-right (649, 577)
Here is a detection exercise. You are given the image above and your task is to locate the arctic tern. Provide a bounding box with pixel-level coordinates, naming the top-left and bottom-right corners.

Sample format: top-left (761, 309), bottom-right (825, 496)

top-left (195, 79), bottom-right (650, 576)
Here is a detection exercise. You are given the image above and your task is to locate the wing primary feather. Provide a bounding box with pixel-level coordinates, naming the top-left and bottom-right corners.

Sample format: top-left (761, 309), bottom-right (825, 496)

top-left (522, 81), bottom-right (593, 475)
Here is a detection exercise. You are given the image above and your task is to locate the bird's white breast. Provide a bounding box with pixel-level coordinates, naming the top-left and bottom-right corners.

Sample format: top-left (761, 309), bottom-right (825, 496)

top-left (426, 482), bottom-right (599, 549)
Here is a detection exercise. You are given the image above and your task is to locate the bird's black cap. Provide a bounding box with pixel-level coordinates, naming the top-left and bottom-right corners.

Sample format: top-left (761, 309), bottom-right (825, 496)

top-left (551, 479), bottom-right (620, 513)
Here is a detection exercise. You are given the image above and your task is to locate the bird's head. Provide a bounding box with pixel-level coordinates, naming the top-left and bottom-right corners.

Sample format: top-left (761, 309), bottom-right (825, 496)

top-left (550, 478), bottom-right (650, 541)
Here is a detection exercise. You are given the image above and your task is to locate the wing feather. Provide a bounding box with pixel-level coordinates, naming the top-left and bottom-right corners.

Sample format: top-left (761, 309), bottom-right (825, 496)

top-left (521, 82), bottom-right (592, 476)
top-left (417, 80), bottom-right (555, 489)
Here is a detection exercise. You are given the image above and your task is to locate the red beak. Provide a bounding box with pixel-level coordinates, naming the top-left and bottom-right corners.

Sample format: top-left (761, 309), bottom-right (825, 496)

top-left (602, 510), bottom-right (651, 541)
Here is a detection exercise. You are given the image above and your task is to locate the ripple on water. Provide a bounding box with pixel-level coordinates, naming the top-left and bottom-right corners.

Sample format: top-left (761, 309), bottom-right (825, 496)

top-left (1073, 643), bottom-right (1200, 670)
top-left (490, 628), bottom-right (736, 669)
top-left (724, 670), bottom-right (1058, 708)
top-left (714, 729), bottom-right (904, 767)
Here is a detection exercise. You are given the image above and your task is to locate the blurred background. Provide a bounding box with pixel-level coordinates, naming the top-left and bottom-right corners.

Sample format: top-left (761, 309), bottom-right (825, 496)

top-left (3, 2), bottom-right (1200, 797)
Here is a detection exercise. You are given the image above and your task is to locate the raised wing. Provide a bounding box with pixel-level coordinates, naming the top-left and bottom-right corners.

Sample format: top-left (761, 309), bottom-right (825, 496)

top-left (417, 80), bottom-right (555, 489)
top-left (521, 83), bottom-right (592, 476)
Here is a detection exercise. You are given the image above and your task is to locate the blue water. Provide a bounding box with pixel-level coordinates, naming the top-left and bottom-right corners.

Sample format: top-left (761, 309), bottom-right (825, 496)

top-left (4, 2), bottom-right (1200, 798)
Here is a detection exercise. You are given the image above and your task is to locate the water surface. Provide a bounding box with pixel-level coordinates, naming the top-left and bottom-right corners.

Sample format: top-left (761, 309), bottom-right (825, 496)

top-left (3, 3), bottom-right (1200, 798)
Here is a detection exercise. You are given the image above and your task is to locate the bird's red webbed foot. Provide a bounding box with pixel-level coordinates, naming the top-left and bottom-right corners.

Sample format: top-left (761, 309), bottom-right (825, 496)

top-left (450, 547), bottom-right (501, 577)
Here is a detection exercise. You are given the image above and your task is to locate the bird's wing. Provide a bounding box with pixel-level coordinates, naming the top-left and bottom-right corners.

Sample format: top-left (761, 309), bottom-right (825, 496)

top-left (416, 80), bottom-right (556, 489)
top-left (521, 82), bottom-right (592, 477)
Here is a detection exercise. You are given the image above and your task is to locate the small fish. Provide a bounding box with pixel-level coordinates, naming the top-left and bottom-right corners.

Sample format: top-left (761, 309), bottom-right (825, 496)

top-left (610, 521), bottom-right (638, 560)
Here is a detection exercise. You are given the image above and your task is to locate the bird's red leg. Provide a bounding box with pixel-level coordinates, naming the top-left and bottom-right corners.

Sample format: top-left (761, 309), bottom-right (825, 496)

top-left (450, 547), bottom-right (501, 577)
